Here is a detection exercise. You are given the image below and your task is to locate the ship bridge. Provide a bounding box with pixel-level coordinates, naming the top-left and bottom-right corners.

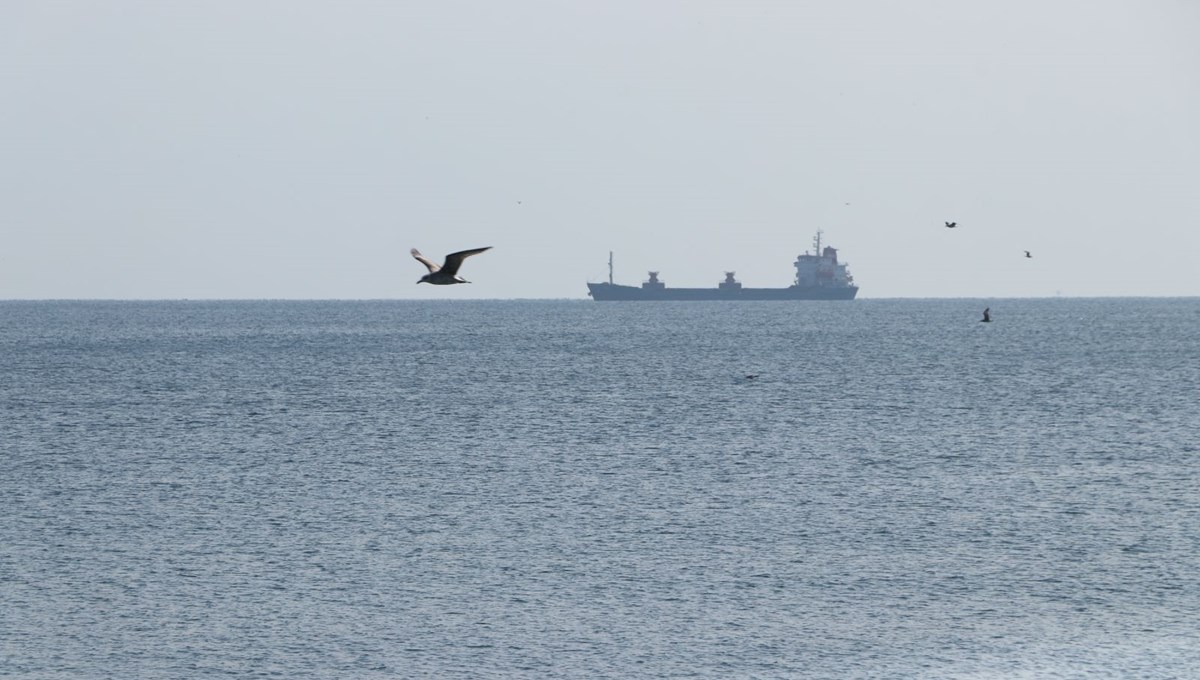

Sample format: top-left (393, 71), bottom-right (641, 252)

top-left (794, 230), bottom-right (854, 288)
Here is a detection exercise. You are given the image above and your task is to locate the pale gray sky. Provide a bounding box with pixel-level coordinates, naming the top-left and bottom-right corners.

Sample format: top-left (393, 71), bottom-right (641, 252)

top-left (3, 0), bottom-right (1198, 299)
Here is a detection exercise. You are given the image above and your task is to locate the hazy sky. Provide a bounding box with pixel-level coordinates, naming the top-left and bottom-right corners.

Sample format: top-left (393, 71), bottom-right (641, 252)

top-left (3, 0), bottom-right (1198, 299)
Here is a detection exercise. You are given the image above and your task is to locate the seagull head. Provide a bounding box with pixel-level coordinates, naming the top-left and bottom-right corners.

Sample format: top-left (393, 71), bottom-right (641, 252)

top-left (417, 274), bottom-right (430, 284)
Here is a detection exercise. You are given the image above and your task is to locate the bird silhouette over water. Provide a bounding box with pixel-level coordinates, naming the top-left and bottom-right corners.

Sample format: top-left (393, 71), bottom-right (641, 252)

top-left (981, 307), bottom-right (991, 323)
top-left (1025, 250), bottom-right (1032, 258)
top-left (411, 247), bottom-right (492, 285)
top-left (945, 221), bottom-right (958, 228)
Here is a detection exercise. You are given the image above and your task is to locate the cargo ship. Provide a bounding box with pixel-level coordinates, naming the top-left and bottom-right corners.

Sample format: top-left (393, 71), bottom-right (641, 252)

top-left (587, 230), bottom-right (858, 301)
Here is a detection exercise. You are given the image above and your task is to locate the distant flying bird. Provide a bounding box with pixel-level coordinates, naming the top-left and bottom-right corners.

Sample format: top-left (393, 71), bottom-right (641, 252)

top-left (981, 307), bottom-right (991, 323)
top-left (1024, 250), bottom-right (1032, 258)
top-left (945, 221), bottom-right (957, 228)
top-left (411, 247), bottom-right (492, 285)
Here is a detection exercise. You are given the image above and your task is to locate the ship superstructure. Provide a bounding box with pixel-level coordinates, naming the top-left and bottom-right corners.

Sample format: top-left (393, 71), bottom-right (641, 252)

top-left (793, 230), bottom-right (855, 290)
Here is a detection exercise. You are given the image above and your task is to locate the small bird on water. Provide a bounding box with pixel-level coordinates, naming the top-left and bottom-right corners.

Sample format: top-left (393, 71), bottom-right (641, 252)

top-left (1025, 250), bottom-right (1032, 258)
top-left (411, 246), bottom-right (492, 285)
top-left (945, 221), bottom-right (958, 228)
top-left (981, 307), bottom-right (991, 323)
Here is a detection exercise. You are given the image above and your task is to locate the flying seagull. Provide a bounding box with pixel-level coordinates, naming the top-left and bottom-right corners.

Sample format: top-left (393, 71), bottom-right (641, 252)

top-left (1024, 250), bottom-right (1032, 258)
top-left (981, 307), bottom-right (991, 323)
top-left (945, 221), bottom-right (957, 228)
top-left (411, 247), bottom-right (492, 285)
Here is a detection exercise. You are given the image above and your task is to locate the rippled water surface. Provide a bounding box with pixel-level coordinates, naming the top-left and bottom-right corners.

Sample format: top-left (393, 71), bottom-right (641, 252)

top-left (2, 299), bottom-right (1198, 678)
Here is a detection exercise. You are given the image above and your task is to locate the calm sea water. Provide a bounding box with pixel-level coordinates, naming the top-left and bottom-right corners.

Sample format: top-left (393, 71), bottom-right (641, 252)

top-left (2, 299), bottom-right (1198, 679)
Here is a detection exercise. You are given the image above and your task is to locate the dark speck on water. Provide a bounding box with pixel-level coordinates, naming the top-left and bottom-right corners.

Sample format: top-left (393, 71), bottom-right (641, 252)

top-left (2, 299), bottom-right (1198, 678)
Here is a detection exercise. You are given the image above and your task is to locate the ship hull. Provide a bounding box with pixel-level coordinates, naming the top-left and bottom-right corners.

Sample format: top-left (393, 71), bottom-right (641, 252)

top-left (587, 282), bottom-right (858, 301)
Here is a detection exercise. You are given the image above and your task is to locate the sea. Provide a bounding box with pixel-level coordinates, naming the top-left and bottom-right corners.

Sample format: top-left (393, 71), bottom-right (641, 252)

top-left (2, 298), bottom-right (1198, 679)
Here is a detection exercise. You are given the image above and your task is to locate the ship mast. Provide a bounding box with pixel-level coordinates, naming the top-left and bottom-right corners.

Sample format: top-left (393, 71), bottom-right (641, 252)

top-left (608, 251), bottom-right (613, 285)
top-left (813, 229), bottom-right (823, 256)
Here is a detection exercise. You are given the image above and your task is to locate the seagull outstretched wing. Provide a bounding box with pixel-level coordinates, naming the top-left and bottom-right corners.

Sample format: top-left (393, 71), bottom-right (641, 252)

top-left (411, 249), bottom-right (441, 273)
top-left (441, 247), bottom-right (492, 276)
